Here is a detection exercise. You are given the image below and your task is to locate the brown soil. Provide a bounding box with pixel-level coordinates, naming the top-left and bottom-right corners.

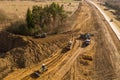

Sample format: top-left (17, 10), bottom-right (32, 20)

top-left (1, 0), bottom-right (120, 80)
top-left (0, 31), bottom-right (71, 79)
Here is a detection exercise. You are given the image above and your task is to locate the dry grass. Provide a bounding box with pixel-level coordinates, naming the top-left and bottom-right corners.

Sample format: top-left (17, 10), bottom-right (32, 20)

top-left (0, 1), bottom-right (79, 21)
top-left (99, 4), bottom-right (120, 28)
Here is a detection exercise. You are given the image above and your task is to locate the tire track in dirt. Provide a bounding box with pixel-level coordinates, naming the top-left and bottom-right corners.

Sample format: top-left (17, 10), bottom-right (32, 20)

top-left (43, 2), bottom-right (95, 80)
top-left (21, 37), bottom-right (79, 80)
top-left (86, 1), bottom-right (120, 80)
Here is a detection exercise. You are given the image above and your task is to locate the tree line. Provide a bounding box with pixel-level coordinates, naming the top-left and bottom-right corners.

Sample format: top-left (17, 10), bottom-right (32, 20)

top-left (26, 2), bottom-right (67, 34)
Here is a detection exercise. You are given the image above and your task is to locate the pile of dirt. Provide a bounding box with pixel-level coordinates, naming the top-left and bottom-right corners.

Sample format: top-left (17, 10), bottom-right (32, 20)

top-left (0, 31), bottom-right (70, 79)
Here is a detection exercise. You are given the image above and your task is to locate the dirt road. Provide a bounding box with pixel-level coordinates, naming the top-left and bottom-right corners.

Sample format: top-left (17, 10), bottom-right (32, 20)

top-left (4, 1), bottom-right (120, 80)
top-left (86, 1), bottom-right (120, 80)
top-left (87, 0), bottom-right (120, 40)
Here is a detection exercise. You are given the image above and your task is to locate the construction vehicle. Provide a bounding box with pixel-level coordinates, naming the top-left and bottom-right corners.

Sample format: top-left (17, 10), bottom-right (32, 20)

top-left (33, 64), bottom-right (48, 77)
top-left (62, 40), bottom-right (73, 53)
top-left (80, 33), bottom-right (91, 40)
top-left (34, 33), bottom-right (47, 38)
top-left (84, 39), bottom-right (90, 45)
top-left (82, 39), bottom-right (91, 47)
top-left (66, 40), bottom-right (73, 50)
top-left (41, 64), bottom-right (48, 72)
top-left (80, 33), bottom-right (92, 47)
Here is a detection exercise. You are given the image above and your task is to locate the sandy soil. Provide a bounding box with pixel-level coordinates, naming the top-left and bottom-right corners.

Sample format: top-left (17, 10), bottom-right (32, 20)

top-left (2, 0), bottom-right (120, 80)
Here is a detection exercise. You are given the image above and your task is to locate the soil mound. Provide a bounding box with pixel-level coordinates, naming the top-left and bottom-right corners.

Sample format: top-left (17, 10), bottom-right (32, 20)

top-left (0, 31), bottom-right (70, 79)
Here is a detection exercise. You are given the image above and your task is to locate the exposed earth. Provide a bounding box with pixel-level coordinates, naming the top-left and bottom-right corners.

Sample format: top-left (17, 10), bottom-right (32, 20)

top-left (0, 0), bottom-right (120, 80)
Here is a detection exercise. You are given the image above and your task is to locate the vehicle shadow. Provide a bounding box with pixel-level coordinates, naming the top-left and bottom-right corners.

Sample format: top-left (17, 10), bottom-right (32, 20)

top-left (30, 73), bottom-right (39, 78)
top-left (81, 41), bottom-right (88, 48)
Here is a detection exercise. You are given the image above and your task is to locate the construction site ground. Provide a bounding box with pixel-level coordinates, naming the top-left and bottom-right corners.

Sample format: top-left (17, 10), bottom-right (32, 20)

top-left (3, 1), bottom-right (120, 80)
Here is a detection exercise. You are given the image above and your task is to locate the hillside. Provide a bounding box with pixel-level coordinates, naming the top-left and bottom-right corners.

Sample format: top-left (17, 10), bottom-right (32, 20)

top-left (0, 31), bottom-right (72, 79)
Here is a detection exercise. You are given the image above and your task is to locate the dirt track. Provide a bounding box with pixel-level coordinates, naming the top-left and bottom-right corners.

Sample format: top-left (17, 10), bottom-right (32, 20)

top-left (4, 1), bottom-right (120, 80)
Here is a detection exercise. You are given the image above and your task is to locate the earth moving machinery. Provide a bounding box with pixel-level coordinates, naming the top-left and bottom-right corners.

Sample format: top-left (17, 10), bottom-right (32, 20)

top-left (80, 33), bottom-right (92, 47)
top-left (33, 64), bottom-right (48, 77)
top-left (62, 40), bottom-right (73, 53)
top-left (82, 39), bottom-right (91, 47)
top-left (84, 39), bottom-right (90, 46)
top-left (65, 41), bottom-right (73, 50)
top-left (34, 33), bottom-right (47, 38)
top-left (80, 33), bottom-right (91, 40)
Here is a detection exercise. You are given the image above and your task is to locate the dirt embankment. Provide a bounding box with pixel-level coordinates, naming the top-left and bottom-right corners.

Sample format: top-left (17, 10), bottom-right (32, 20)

top-left (0, 2), bottom-right (81, 79)
top-left (0, 31), bottom-right (71, 79)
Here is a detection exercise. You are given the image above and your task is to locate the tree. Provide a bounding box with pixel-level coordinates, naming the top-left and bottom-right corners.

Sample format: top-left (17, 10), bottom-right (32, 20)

top-left (26, 3), bottom-right (68, 33)
top-left (49, 2), bottom-right (67, 28)
top-left (26, 8), bottom-right (35, 28)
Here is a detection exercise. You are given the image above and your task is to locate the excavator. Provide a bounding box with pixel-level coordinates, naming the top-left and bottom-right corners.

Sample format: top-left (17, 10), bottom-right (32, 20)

top-left (80, 33), bottom-right (92, 47)
top-left (80, 33), bottom-right (91, 40)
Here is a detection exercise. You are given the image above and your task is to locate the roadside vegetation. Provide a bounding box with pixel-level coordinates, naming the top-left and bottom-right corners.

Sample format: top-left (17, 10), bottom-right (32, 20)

top-left (104, 2), bottom-right (120, 20)
top-left (7, 2), bottom-right (67, 36)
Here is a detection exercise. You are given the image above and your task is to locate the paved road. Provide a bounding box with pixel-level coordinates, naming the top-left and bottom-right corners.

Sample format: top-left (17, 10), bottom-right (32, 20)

top-left (87, 0), bottom-right (120, 40)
